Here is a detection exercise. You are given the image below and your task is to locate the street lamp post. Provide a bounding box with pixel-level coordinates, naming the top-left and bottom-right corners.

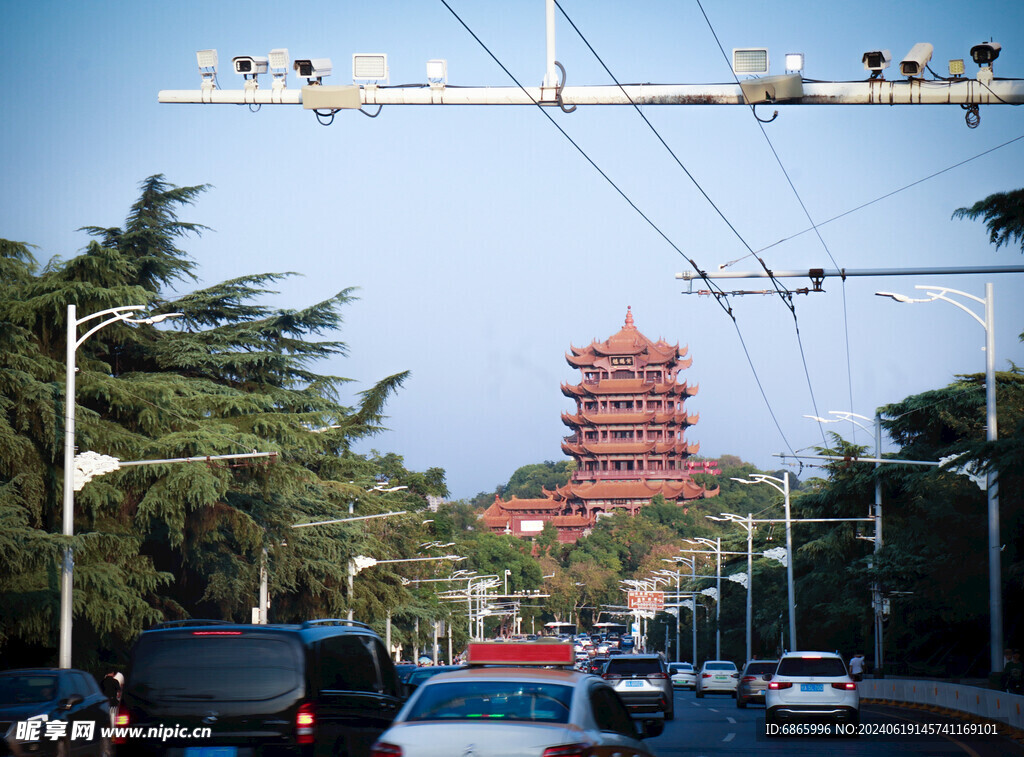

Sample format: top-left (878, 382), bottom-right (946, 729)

top-left (61, 304), bottom-right (181, 668)
top-left (347, 554), bottom-right (465, 622)
top-left (683, 538), bottom-right (723, 659)
top-left (806, 410), bottom-right (886, 675)
top-left (876, 283), bottom-right (1001, 675)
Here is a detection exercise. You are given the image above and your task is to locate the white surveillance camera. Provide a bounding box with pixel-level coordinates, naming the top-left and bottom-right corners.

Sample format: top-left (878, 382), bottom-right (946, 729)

top-left (861, 49), bottom-right (891, 72)
top-left (233, 56), bottom-right (269, 76)
top-left (970, 41), bottom-right (1001, 66)
top-left (899, 42), bottom-right (933, 78)
top-left (293, 58), bottom-right (333, 82)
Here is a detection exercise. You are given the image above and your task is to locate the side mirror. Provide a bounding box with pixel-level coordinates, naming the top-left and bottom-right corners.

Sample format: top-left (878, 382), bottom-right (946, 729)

top-left (638, 719), bottom-right (665, 739)
top-left (59, 694), bottom-right (84, 711)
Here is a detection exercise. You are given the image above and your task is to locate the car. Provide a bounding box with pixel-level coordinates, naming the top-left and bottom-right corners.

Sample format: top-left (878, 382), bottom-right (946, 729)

top-left (695, 660), bottom-right (739, 697)
top-left (588, 656), bottom-right (610, 676)
top-left (403, 665), bottom-right (465, 696)
top-left (765, 651), bottom-right (859, 728)
top-left (370, 642), bottom-right (663, 757)
top-left (602, 654), bottom-right (674, 721)
top-left (735, 659), bottom-right (778, 708)
top-left (116, 618), bottom-right (403, 757)
top-left (668, 662), bottom-right (696, 689)
top-left (1, 668), bottom-right (112, 757)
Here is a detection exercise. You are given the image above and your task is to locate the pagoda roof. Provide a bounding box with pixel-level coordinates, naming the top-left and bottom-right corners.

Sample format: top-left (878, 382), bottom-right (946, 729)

top-left (561, 380), bottom-right (699, 398)
top-left (562, 441), bottom-right (658, 456)
top-left (485, 494), bottom-right (562, 512)
top-left (562, 411), bottom-right (696, 427)
top-left (551, 478), bottom-right (718, 501)
top-left (552, 514), bottom-right (593, 527)
top-left (567, 307), bottom-right (685, 367)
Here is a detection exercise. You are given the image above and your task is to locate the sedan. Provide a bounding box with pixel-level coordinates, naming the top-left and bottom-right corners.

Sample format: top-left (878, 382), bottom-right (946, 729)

top-left (695, 660), bottom-right (739, 697)
top-left (668, 662), bottom-right (696, 689)
top-left (1, 668), bottom-right (112, 756)
top-left (371, 643), bottom-right (663, 757)
top-left (736, 659), bottom-right (778, 708)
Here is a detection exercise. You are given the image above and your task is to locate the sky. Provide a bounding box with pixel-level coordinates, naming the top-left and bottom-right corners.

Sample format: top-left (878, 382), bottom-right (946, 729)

top-left (2, 0), bottom-right (1023, 500)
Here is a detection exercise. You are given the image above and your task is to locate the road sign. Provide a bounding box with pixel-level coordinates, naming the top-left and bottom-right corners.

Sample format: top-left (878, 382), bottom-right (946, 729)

top-left (628, 591), bottom-right (665, 611)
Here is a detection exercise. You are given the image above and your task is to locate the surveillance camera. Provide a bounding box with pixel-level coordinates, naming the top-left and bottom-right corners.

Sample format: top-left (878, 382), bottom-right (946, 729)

top-left (293, 58), bottom-right (332, 81)
top-left (899, 42), bottom-right (933, 78)
top-left (970, 41), bottom-right (1001, 66)
top-left (232, 56), bottom-right (268, 76)
top-left (861, 49), bottom-right (891, 72)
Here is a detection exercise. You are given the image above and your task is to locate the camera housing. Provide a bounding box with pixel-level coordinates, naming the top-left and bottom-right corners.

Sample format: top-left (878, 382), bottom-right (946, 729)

top-left (233, 56), bottom-right (269, 76)
top-left (293, 58), bottom-right (333, 82)
top-left (862, 49), bottom-right (892, 73)
top-left (899, 42), bottom-right (933, 78)
top-left (970, 42), bottom-right (1001, 66)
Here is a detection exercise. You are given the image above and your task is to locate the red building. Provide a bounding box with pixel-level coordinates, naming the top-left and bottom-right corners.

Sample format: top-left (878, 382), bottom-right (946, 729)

top-left (482, 308), bottom-right (718, 543)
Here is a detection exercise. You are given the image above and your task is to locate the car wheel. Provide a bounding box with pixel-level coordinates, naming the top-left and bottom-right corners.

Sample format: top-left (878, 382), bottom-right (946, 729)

top-left (696, 689), bottom-right (704, 698)
top-left (736, 697), bottom-right (746, 709)
top-left (665, 708), bottom-right (675, 721)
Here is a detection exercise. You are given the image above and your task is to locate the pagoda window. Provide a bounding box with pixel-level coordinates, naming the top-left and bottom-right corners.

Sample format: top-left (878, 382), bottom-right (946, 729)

top-left (584, 401), bottom-right (597, 411)
top-left (601, 431), bottom-right (608, 440)
top-left (585, 431), bottom-right (598, 441)
top-left (612, 370), bottom-right (635, 379)
top-left (585, 371), bottom-right (600, 382)
top-left (611, 430), bottom-right (634, 440)
top-left (651, 400), bottom-right (663, 411)
top-left (647, 371), bottom-right (663, 382)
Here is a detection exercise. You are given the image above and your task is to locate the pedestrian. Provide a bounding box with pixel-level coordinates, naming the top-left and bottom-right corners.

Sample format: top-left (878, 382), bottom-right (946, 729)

top-left (1003, 650), bottom-right (1023, 694)
top-left (100, 671), bottom-right (124, 725)
top-left (848, 652), bottom-right (866, 682)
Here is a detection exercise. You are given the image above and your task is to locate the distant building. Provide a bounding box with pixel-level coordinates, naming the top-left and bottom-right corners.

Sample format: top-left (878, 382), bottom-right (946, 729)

top-left (482, 307), bottom-right (718, 543)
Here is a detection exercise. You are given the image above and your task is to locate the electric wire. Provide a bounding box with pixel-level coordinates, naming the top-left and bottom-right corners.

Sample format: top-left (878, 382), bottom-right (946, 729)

top-left (696, 0), bottom-right (846, 454)
top-left (440, 0), bottom-right (798, 456)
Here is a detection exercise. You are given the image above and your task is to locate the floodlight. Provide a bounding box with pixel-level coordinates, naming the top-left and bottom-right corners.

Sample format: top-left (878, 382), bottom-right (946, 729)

top-left (970, 41), bottom-right (1001, 66)
top-left (268, 48), bottom-right (289, 90)
top-left (196, 49), bottom-right (218, 90)
top-left (353, 53), bottom-right (389, 83)
top-left (899, 42), bottom-right (933, 78)
top-left (784, 53), bottom-right (804, 73)
top-left (733, 48), bottom-right (769, 75)
top-left (862, 49), bottom-right (891, 74)
top-left (426, 58), bottom-right (448, 85)
top-left (948, 58), bottom-right (965, 77)
top-left (294, 58), bottom-right (332, 83)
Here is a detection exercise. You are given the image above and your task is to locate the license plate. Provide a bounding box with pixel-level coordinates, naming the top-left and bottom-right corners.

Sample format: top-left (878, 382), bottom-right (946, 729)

top-left (625, 680), bottom-right (643, 687)
top-left (801, 683), bottom-right (824, 692)
top-left (714, 676), bottom-right (728, 680)
top-left (185, 748), bottom-right (238, 757)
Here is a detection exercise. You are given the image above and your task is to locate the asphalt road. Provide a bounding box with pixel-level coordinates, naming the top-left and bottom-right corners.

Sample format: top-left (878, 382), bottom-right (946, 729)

top-left (647, 687), bottom-right (1024, 756)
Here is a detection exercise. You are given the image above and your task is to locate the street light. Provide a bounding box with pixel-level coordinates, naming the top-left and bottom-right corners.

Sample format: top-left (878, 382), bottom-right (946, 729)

top-left (730, 473), bottom-right (797, 651)
top-left (683, 537), bottom-right (723, 659)
top-left (663, 556), bottom-right (696, 663)
top-left (805, 410), bottom-right (886, 675)
top-left (876, 283), bottom-right (1002, 676)
top-left (61, 304), bottom-right (182, 668)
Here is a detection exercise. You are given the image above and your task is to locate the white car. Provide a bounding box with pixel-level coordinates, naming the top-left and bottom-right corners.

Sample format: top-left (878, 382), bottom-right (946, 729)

top-left (668, 662), bottom-right (696, 689)
top-left (372, 642), bottom-right (663, 757)
top-left (695, 660), bottom-right (739, 697)
top-left (765, 651), bottom-right (859, 728)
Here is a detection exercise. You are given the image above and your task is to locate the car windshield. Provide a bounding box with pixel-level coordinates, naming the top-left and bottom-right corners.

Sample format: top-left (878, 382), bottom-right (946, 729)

top-left (129, 636), bottom-right (302, 701)
top-left (0, 675), bottom-right (58, 705)
top-left (777, 658), bottom-right (847, 677)
top-left (405, 681), bottom-right (573, 723)
top-left (744, 662), bottom-right (777, 675)
top-left (704, 662), bottom-right (736, 671)
top-left (606, 658), bottom-right (662, 676)
top-left (406, 666), bottom-right (462, 686)
top-left (670, 664), bottom-right (692, 672)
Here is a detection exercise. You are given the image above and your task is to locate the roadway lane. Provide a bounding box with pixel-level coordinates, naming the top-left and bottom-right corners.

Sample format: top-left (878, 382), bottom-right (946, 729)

top-left (647, 687), bottom-right (1024, 756)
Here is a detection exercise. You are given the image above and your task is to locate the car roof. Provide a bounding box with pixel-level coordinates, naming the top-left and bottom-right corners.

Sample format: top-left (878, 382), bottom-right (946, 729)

top-left (780, 651), bottom-right (842, 659)
top-left (139, 620), bottom-right (381, 643)
top-left (0, 669), bottom-right (66, 675)
top-left (417, 667), bottom-right (589, 686)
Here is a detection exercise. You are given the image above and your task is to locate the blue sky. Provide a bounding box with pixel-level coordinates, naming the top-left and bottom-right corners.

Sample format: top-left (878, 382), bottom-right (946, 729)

top-left (3, 1), bottom-right (1023, 499)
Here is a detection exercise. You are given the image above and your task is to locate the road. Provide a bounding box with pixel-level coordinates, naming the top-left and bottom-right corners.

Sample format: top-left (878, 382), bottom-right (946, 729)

top-left (647, 687), bottom-right (1024, 756)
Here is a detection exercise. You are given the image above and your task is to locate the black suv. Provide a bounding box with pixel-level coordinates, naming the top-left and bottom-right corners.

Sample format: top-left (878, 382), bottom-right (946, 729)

top-left (116, 619), bottom-right (401, 757)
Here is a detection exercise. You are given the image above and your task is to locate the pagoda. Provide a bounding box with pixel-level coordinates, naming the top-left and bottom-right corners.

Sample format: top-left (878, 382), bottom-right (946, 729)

top-left (481, 308), bottom-right (718, 544)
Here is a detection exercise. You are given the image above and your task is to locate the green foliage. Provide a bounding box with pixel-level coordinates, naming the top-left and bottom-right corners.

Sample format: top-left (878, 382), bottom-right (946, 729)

top-left (504, 461), bottom-right (574, 499)
top-left (952, 187), bottom-right (1024, 253)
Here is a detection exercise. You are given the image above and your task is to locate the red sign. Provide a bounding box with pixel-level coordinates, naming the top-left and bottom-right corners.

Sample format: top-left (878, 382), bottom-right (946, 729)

top-left (628, 591), bottom-right (665, 611)
top-left (466, 642), bottom-right (575, 667)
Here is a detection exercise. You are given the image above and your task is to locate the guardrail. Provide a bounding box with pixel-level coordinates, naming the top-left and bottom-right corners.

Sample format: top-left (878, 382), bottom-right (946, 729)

top-left (859, 678), bottom-right (1024, 732)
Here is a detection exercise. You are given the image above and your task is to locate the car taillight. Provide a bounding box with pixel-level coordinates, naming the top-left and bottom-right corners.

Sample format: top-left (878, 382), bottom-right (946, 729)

top-left (650, 672), bottom-right (668, 679)
top-left (603, 673), bottom-right (621, 680)
top-left (296, 702), bottom-right (315, 744)
top-left (702, 673), bottom-right (712, 678)
top-left (832, 682), bottom-right (858, 690)
top-left (768, 681), bottom-right (792, 690)
top-left (113, 705), bottom-right (130, 744)
top-left (741, 676), bottom-right (756, 682)
top-left (371, 743), bottom-right (403, 757)
top-left (542, 745), bottom-right (588, 757)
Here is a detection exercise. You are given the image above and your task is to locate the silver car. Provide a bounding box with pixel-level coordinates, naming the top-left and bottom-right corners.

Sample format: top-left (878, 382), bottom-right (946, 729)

top-left (736, 659), bottom-right (778, 708)
top-left (695, 660), bottom-right (739, 697)
top-left (603, 654), bottom-right (675, 721)
top-left (371, 663), bottom-right (662, 757)
top-left (668, 662), bottom-right (696, 689)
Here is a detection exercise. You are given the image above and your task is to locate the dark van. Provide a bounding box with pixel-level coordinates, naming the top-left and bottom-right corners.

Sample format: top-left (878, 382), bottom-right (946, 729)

top-left (116, 619), bottom-right (401, 757)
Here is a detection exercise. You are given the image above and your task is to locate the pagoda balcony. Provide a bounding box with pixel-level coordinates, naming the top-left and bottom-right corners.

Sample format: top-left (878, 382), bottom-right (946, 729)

top-left (572, 470), bottom-right (694, 482)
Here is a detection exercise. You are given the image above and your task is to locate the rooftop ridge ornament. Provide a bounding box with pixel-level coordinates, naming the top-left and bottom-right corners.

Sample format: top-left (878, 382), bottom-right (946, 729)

top-left (624, 305), bottom-right (635, 329)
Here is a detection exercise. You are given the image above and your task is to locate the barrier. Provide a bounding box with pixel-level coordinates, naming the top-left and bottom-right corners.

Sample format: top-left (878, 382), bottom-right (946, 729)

top-left (858, 678), bottom-right (1024, 732)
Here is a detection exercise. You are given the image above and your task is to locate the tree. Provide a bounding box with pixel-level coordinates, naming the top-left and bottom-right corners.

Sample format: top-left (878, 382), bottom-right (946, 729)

top-left (0, 176), bottom-right (436, 669)
top-left (952, 188), bottom-right (1024, 253)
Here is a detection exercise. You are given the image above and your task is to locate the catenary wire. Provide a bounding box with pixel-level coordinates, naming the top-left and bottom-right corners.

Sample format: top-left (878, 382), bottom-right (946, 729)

top-left (439, 0), bottom-right (798, 456)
